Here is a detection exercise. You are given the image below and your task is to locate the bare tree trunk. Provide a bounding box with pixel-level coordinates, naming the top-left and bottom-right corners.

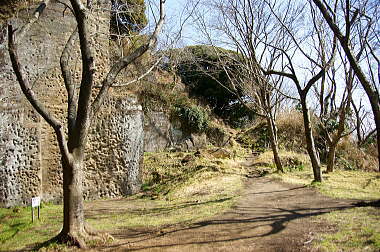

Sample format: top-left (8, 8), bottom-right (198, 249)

top-left (57, 151), bottom-right (87, 247)
top-left (7, 0), bottom-right (166, 248)
top-left (300, 98), bottom-right (322, 182)
top-left (326, 143), bottom-right (337, 173)
top-left (266, 116), bottom-right (284, 173)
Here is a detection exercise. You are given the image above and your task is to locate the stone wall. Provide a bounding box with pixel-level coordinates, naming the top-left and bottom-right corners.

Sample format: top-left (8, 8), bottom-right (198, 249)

top-left (144, 111), bottom-right (211, 152)
top-left (0, 1), bottom-right (143, 207)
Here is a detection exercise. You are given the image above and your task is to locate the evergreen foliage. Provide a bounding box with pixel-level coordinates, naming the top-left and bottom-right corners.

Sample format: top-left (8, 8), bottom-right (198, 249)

top-left (174, 104), bottom-right (209, 133)
top-left (172, 45), bottom-right (255, 128)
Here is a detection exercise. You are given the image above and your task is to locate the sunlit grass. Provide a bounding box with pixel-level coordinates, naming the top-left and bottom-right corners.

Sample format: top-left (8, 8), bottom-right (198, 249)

top-left (0, 204), bottom-right (62, 251)
top-left (0, 149), bottom-right (246, 251)
top-left (270, 166), bottom-right (380, 200)
top-left (250, 150), bottom-right (380, 200)
top-left (88, 196), bottom-right (235, 231)
top-left (312, 207), bottom-right (380, 252)
top-left (255, 150), bottom-right (380, 252)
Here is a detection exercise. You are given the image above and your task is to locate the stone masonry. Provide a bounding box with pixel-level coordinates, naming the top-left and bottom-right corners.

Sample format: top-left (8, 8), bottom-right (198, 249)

top-left (0, 1), bottom-right (143, 207)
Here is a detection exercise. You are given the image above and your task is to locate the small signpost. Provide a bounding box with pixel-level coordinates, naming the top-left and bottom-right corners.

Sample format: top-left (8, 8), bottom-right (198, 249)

top-left (31, 196), bottom-right (41, 222)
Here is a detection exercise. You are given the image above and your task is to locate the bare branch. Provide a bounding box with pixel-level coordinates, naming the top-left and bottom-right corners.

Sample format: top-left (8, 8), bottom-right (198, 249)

top-left (8, 24), bottom-right (71, 162)
top-left (111, 56), bottom-right (163, 87)
top-left (15, 0), bottom-right (51, 42)
top-left (91, 0), bottom-right (166, 115)
top-left (60, 27), bottom-right (78, 135)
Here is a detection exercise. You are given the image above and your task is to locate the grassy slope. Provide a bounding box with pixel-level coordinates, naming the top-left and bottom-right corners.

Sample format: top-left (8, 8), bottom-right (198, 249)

top-left (0, 148), bottom-right (247, 251)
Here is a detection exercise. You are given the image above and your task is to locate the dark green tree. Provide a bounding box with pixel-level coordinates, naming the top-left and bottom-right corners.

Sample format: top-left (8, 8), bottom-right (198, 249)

top-left (174, 45), bottom-right (255, 127)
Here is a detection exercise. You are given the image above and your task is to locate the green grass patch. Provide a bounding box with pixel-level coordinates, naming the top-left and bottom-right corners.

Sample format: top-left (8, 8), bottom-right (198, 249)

top-left (270, 167), bottom-right (380, 200)
top-left (312, 207), bottom-right (380, 252)
top-left (0, 204), bottom-right (62, 251)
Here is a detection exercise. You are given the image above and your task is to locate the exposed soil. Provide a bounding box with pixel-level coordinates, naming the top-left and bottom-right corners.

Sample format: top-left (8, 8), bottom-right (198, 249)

top-left (87, 159), bottom-right (360, 252)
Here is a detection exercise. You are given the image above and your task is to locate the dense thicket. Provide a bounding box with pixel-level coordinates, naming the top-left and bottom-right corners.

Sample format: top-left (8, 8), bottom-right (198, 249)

top-left (169, 45), bottom-right (255, 128)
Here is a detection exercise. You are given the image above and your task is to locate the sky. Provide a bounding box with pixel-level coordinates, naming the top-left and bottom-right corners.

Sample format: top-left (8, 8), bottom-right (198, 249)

top-left (147, 0), bottom-right (200, 48)
top-left (145, 0), bottom-right (375, 129)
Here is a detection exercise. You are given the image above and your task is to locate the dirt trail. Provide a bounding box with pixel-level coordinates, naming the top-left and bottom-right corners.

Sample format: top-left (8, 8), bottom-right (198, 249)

top-left (94, 169), bottom-right (358, 251)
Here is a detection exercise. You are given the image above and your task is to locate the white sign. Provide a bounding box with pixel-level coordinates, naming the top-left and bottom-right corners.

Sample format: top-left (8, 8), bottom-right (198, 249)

top-left (31, 197), bottom-right (41, 208)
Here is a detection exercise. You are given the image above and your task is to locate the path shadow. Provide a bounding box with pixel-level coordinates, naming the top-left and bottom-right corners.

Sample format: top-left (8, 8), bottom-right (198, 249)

top-left (85, 197), bottom-right (233, 220)
top-left (107, 202), bottom-right (361, 251)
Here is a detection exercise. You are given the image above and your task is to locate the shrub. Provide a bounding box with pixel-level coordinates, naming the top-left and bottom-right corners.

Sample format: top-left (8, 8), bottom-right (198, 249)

top-left (171, 45), bottom-right (255, 128)
top-left (236, 120), bottom-right (270, 151)
top-left (173, 104), bottom-right (209, 133)
top-left (336, 137), bottom-right (378, 172)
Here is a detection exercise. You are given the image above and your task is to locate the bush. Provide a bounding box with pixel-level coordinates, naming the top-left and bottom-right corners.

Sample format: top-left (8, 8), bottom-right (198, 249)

top-left (236, 120), bottom-right (270, 150)
top-left (170, 45), bottom-right (255, 128)
top-left (282, 156), bottom-right (305, 172)
top-left (173, 104), bottom-right (209, 133)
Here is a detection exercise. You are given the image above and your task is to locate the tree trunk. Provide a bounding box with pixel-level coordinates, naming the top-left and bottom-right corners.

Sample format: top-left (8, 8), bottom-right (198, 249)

top-left (55, 148), bottom-right (90, 248)
top-left (266, 117), bottom-right (284, 173)
top-left (326, 143), bottom-right (336, 173)
top-left (375, 114), bottom-right (380, 171)
top-left (300, 98), bottom-right (322, 182)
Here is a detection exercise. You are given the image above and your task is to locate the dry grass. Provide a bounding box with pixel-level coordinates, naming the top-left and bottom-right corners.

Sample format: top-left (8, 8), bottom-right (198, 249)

top-left (276, 110), bottom-right (308, 150)
top-left (337, 137), bottom-right (378, 172)
top-left (0, 148), bottom-right (247, 251)
top-left (251, 150), bottom-right (380, 200)
top-left (143, 149), bottom-right (247, 202)
top-left (271, 165), bottom-right (380, 200)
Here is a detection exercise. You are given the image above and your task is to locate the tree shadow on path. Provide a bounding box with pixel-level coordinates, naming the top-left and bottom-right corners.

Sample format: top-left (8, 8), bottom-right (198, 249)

top-left (104, 177), bottom-right (369, 251)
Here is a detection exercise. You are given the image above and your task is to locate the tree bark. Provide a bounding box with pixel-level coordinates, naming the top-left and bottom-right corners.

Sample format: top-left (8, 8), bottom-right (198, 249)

top-left (326, 143), bottom-right (336, 173)
top-left (8, 0), bottom-right (165, 247)
top-left (266, 116), bottom-right (284, 173)
top-left (300, 96), bottom-right (322, 182)
top-left (57, 151), bottom-right (87, 247)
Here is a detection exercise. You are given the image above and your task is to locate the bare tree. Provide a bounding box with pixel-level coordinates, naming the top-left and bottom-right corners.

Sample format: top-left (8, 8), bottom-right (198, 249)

top-left (7, 0), bottom-right (165, 247)
top-left (312, 0), bottom-right (380, 171)
top-left (351, 98), bottom-right (376, 147)
top-left (190, 0), bottom-right (301, 172)
top-left (255, 0), bottom-right (337, 182)
top-left (316, 48), bottom-right (355, 173)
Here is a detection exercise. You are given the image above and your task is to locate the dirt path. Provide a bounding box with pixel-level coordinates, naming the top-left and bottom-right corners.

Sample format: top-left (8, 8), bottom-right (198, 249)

top-left (94, 174), bottom-right (358, 251)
